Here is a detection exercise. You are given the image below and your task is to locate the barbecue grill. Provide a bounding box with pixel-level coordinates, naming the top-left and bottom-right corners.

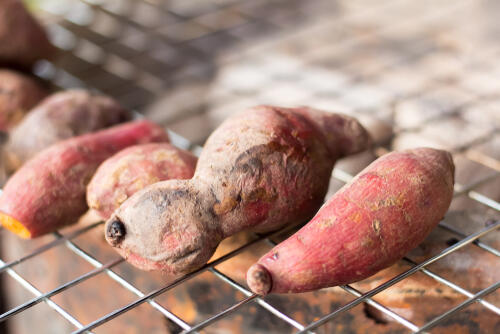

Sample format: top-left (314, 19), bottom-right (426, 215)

top-left (0, 0), bottom-right (499, 333)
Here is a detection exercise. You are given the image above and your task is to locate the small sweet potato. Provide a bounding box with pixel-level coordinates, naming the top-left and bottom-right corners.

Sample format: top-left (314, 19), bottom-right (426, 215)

top-left (0, 0), bottom-right (57, 69)
top-left (0, 120), bottom-right (169, 238)
top-left (247, 148), bottom-right (455, 295)
top-left (0, 69), bottom-right (48, 131)
top-left (104, 105), bottom-right (371, 274)
top-left (5, 89), bottom-right (132, 170)
top-left (87, 143), bottom-right (197, 219)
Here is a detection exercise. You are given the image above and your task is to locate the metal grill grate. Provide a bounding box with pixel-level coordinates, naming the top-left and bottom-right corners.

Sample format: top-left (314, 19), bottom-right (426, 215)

top-left (1, 0), bottom-right (499, 333)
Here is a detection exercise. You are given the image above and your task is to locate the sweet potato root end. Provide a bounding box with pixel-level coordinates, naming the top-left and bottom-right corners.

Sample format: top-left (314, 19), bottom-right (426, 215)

top-left (247, 263), bottom-right (272, 295)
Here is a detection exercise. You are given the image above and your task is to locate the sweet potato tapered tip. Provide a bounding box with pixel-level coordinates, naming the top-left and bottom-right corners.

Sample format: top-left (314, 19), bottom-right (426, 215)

top-left (247, 263), bottom-right (272, 295)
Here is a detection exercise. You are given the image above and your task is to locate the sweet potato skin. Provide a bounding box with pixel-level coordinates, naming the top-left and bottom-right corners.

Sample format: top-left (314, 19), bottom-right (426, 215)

top-left (0, 69), bottom-right (48, 131)
top-left (87, 143), bottom-right (197, 219)
top-left (0, 120), bottom-right (169, 238)
top-left (0, 0), bottom-right (57, 69)
top-left (5, 89), bottom-right (132, 170)
top-left (105, 105), bottom-right (371, 273)
top-left (247, 148), bottom-right (455, 294)
top-left (196, 106), bottom-right (371, 235)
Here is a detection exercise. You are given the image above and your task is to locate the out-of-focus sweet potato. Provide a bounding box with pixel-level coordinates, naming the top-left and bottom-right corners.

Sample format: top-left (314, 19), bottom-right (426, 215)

top-left (5, 89), bottom-right (132, 171)
top-left (247, 148), bottom-right (455, 294)
top-left (0, 69), bottom-right (48, 131)
top-left (0, 0), bottom-right (57, 69)
top-left (87, 143), bottom-right (197, 220)
top-left (0, 120), bottom-right (169, 238)
top-left (104, 105), bottom-right (371, 274)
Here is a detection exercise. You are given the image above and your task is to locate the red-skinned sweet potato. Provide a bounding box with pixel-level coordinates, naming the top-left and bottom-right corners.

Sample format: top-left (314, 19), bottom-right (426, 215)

top-left (247, 148), bottom-right (455, 295)
top-left (104, 105), bottom-right (371, 274)
top-left (0, 0), bottom-right (57, 69)
top-left (87, 143), bottom-right (197, 220)
top-left (5, 89), bottom-right (132, 171)
top-left (0, 69), bottom-right (48, 131)
top-left (0, 120), bottom-right (169, 238)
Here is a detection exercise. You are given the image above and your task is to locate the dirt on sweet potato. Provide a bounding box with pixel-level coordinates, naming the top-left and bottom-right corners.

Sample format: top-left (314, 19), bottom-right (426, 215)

top-left (247, 147), bottom-right (455, 294)
top-left (0, 120), bottom-right (169, 238)
top-left (87, 143), bottom-right (197, 220)
top-left (104, 105), bottom-right (371, 274)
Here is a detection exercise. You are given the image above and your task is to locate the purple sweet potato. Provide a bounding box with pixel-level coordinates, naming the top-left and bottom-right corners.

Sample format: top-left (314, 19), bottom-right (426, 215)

top-left (5, 89), bottom-right (132, 170)
top-left (104, 105), bottom-right (371, 273)
top-left (0, 0), bottom-right (57, 69)
top-left (87, 143), bottom-right (197, 220)
top-left (0, 120), bottom-right (169, 238)
top-left (247, 148), bottom-right (455, 295)
top-left (0, 69), bottom-right (48, 131)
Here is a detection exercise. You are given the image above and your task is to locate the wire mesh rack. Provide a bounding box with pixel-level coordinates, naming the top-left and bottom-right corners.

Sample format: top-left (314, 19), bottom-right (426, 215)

top-left (1, 0), bottom-right (499, 333)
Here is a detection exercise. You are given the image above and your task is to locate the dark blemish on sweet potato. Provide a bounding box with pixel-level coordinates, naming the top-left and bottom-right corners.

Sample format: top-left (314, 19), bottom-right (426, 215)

top-left (234, 149), bottom-right (264, 176)
top-left (243, 188), bottom-right (267, 202)
top-left (170, 189), bottom-right (190, 201)
top-left (267, 141), bottom-right (289, 154)
top-left (242, 187), bottom-right (277, 204)
top-left (106, 219), bottom-right (126, 246)
top-left (157, 189), bottom-right (192, 209)
top-left (213, 196), bottom-right (239, 215)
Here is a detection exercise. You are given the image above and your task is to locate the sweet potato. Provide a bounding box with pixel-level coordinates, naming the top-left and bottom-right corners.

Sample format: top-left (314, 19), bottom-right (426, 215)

top-left (0, 0), bottom-right (56, 69)
top-left (0, 69), bottom-right (48, 131)
top-left (246, 148), bottom-right (455, 295)
top-left (104, 105), bottom-right (371, 273)
top-left (0, 120), bottom-right (169, 238)
top-left (87, 143), bottom-right (197, 219)
top-left (5, 89), bottom-right (132, 170)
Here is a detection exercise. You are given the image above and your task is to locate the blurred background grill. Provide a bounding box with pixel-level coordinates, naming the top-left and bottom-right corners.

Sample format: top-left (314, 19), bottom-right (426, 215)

top-left (0, 0), bottom-right (499, 333)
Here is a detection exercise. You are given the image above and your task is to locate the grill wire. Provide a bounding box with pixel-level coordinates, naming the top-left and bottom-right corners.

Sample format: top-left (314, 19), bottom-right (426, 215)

top-left (1, 0), bottom-right (499, 333)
